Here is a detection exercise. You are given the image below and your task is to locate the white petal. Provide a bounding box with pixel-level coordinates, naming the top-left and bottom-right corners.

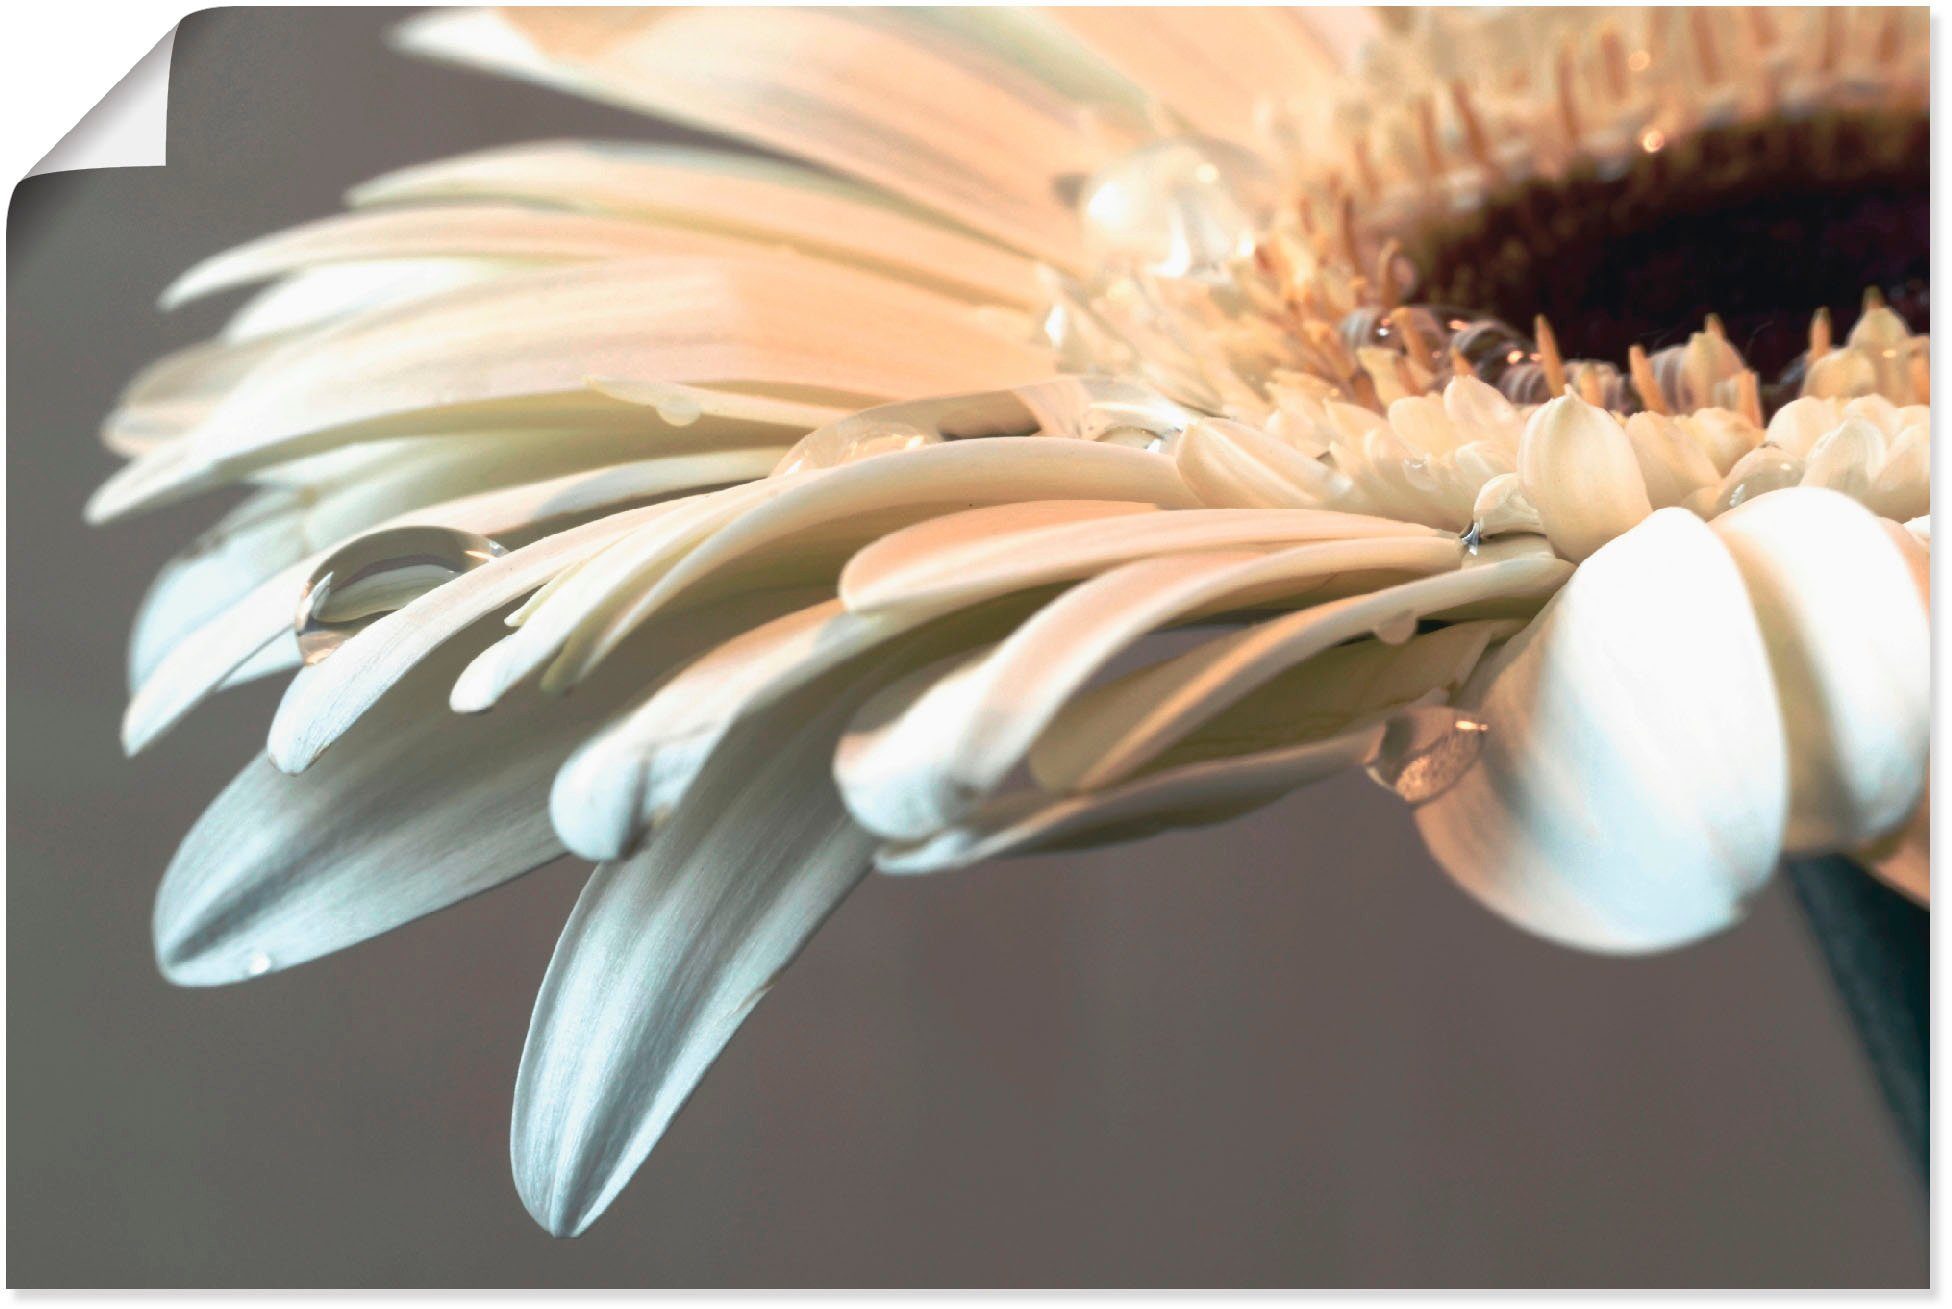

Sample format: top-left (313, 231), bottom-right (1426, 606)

top-left (156, 635), bottom-right (620, 986)
top-left (162, 204), bottom-right (738, 307)
top-left (1173, 417), bottom-right (1351, 509)
top-left (400, 8), bottom-right (1095, 265)
top-left (1622, 413), bottom-right (1719, 509)
top-left (1517, 393), bottom-right (1652, 561)
top-left (350, 140), bottom-right (1041, 306)
top-left (267, 507), bottom-right (673, 773)
top-left (1711, 488), bottom-right (1929, 852)
top-left (532, 439), bottom-right (1199, 693)
top-left (512, 666), bottom-right (881, 1238)
top-left (1031, 541), bottom-right (1570, 791)
top-left (841, 500), bottom-right (1438, 616)
top-left (880, 728), bottom-right (1382, 874)
top-left (1412, 508), bottom-right (1788, 953)
top-left (125, 458), bottom-right (730, 753)
top-left (835, 536), bottom-right (1464, 840)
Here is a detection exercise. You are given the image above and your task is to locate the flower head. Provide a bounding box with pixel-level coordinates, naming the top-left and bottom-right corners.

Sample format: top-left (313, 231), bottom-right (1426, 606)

top-left (97, 7), bottom-right (1928, 1236)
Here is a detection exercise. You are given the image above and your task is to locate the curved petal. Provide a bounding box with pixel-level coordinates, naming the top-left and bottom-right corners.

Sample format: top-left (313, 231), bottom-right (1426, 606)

top-left (1517, 393), bottom-right (1652, 562)
top-left (398, 7), bottom-right (1099, 265)
top-left (1711, 488), bottom-right (1929, 852)
top-left (1412, 508), bottom-right (1789, 953)
top-left (512, 665), bottom-right (882, 1238)
top-left (349, 140), bottom-right (1042, 306)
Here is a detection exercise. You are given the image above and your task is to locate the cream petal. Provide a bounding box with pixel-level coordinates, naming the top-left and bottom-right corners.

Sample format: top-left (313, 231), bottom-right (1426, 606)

top-left (400, 8), bottom-right (1094, 265)
top-left (266, 507), bottom-right (676, 773)
top-left (549, 592), bottom-right (1037, 862)
top-left (1469, 474), bottom-right (1544, 537)
top-left (1031, 541), bottom-right (1570, 791)
top-left (1711, 488), bottom-right (1929, 852)
top-left (1413, 508), bottom-right (1789, 953)
top-left (349, 140), bottom-right (1042, 306)
top-left (162, 204), bottom-right (738, 308)
top-left (124, 457), bottom-right (737, 753)
top-left (535, 440), bottom-right (1199, 691)
top-left (1174, 417), bottom-right (1351, 509)
top-left (511, 666), bottom-right (882, 1238)
top-left (1045, 7), bottom-right (1356, 140)
top-left (1866, 423), bottom-right (1929, 521)
top-left (1517, 393), bottom-right (1652, 561)
top-left (1765, 396), bottom-right (1842, 459)
top-left (1622, 412), bottom-right (1720, 509)
top-left (220, 258), bottom-right (516, 343)
top-left (879, 728), bottom-right (1383, 875)
top-left (449, 479), bottom-right (795, 712)
top-left (1799, 415), bottom-right (1886, 502)
top-left (841, 500), bottom-right (1438, 616)
top-left (835, 536), bottom-right (1466, 840)
top-left (153, 628), bottom-right (666, 987)
top-left (110, 254), bottom-right (1053, 517)
top-left (1441, 376), bottom-right (1521, 447)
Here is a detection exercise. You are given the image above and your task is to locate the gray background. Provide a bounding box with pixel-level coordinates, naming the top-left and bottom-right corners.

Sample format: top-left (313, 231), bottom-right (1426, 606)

top-left (6, 7), bottom-right (1928, 1288)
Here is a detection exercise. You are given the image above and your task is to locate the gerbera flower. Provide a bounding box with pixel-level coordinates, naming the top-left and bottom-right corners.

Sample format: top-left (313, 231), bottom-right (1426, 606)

top-left (92, 6), bottom-right (1930, 1238)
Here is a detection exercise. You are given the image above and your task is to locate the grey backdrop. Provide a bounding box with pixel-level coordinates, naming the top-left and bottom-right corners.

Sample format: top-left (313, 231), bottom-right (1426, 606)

top-left (6, 7), bottom-right (1928, 1288)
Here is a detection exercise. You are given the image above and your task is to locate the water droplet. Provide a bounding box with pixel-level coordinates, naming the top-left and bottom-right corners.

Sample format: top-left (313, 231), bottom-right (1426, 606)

top-left (245, 950), bottom-right (273, 977)
top-left (297, 526), bottom-right (507, 665)
top-left (1078, 399), bottom-right (1183, 452)
top-left (1079, 137), bottom-right (1278, 280)
top-left (652, 391), bottom-right (703, 427)
top-left (1364, 706), bottom-right (1489, 805)
top-left (773, 417), bottom-right (939, 475)
top-left (1714, 447), bottom-right (1804, 514)
top-left (1372, 611), bottom-right (1419, 645)
top-left (1460, 522), bottom-right (1484, 555)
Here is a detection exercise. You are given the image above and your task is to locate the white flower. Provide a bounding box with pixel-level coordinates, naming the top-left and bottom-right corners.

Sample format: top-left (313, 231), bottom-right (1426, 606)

top-left (95, 7), bottom-right (1929, 1236)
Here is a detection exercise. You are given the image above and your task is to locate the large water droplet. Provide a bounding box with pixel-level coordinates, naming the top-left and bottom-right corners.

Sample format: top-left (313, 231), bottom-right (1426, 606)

top-left (1371, 611), bottom-right (1419, 645)
top-left (1364, 705), bottom-right (1489, 805)
top-left (1079, 137), bottom-right (1278, 281)
top-left (1713, 446), bottom-right (1805, 514)
top-left (296, 526), bottom-right (506, 665)
top-left (773, 417), bottom-right (939, 475)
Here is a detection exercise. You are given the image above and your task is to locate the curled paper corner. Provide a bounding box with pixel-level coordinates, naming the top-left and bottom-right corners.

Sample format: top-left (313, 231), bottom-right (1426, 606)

top-left (28, 26), bottom-right (177, 178)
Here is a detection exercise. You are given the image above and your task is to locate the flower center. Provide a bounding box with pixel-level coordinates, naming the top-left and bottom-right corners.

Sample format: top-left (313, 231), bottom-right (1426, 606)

top-left (1400, 107), bottom-right (1928, 400)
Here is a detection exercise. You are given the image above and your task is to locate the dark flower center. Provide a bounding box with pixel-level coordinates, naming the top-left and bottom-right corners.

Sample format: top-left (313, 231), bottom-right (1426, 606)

top-left (1401, 107), bottom-right (1928, 388)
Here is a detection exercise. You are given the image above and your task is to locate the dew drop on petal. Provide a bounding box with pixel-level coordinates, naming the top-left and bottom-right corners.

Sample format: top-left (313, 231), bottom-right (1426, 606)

top-left (297, 526), bottom-right (507, 665)
top-left (1079, 137), bottom-right (1277, 280)
top-left (652, 391), bottom-right (703, 427)
top-left (1364, 705), bottom-right (1490, 805)
top-left (245, 950), bottom-right (273, 977)
top-left (773, 418), bottom-right (939, 475)
top-left (1712, 447), bottom-right (1804, 515)
top-left (1372, 611), bottom-right (1419, 645)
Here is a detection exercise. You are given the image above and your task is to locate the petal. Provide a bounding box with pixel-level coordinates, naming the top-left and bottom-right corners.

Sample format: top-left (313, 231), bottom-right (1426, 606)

top-left (879, 728), bottom-right (1383, 874)
top-left (161, 204), bottom-right (737, 307)
top-left (348, 140), bottom-right (1041, 306)
top-left (840, 500), bottom-right (1437, 616)
top-left (156, 636), bottom-right (601, 986)
top-left (835, 536), bottom-right (1464, 840)
top-left (399, 8), bottom-right (1097, 265)
top-left (1030, 540), bottom-right (1569, 791)
top-left (511, 665), bottom-right (882, 1238)
top-left (1711, 488), bottom-right (1929, 852)
top-left (266, 507), bottom-right (673, 773)
top-left (1412, 508), bottom-right (1789, 953)
top-left (124, 457), bottom-right (732, 753)
top-left (1517, 393), bottom-right (1652, 562)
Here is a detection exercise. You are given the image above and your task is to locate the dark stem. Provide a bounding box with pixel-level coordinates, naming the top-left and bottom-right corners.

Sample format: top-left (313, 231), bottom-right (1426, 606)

top-left (1784, 856), bottom-right (1928, 1181)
